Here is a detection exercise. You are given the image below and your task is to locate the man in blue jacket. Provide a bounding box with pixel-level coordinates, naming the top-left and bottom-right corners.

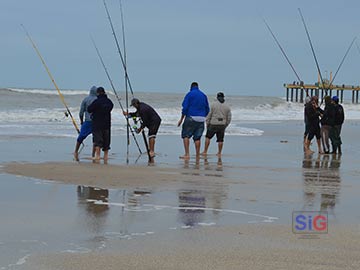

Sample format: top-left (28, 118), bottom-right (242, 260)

top-left (177, 82), bottom-right (209, 159)
top-left (87, 87), bottom-right (114, 162)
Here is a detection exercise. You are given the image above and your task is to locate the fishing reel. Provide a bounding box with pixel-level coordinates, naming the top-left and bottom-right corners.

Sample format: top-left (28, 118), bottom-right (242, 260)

top-left (64, 111), bottom-right (69, 117)
top-left (131, 116), bottom-right (141, 134)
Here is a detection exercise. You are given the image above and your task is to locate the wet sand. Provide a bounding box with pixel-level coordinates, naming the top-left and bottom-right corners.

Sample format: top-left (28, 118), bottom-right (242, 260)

top-left (1, 121), bottom-right (360, 269)
top-left (22, 225), bottom-right (360, 270)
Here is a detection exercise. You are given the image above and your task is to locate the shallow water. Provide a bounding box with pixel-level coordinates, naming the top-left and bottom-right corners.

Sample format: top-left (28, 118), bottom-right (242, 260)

top-left (1, 121), bottom-right (360, 269)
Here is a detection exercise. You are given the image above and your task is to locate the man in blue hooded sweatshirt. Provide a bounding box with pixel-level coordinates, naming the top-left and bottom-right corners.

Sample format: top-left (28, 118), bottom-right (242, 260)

top-left (73, 85), bottom-right (98, 161)
top-left (177, 82), bottom-right (209, 159)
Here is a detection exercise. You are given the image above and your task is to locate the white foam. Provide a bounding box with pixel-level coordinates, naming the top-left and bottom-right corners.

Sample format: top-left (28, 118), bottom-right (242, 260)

top-left (91, 201), bottom-right (278, 222)
top-left (7, 254), bottom-right (31, 268)
top-left (8, 88), bottom-right (89, 96)
top-left (198, 222), bottom-right (216, 226)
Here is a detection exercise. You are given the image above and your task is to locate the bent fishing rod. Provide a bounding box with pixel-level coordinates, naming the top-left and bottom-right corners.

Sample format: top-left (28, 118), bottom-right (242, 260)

top-left (103, 0), bottom-right (135, 97)
top-left (298, 8), bottom-right (326, 97)
top-left (263, 18), bottom-right (303, 83)
top-left (91, 36), bottom-right (142, 154)
top-left (21, 24), bottom-right (81, 135)
top-left (328, 37), bottom-right (357, 89)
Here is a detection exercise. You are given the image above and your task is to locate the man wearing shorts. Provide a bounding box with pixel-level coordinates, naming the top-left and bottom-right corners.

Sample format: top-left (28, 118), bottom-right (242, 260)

top-left (202, 92), bottom-right (231, 157)
top-left (177, 82), bottom-right (209, 159)
top-left (125, 98), bottom-right (161, 158)
top-left (73, 85), bottom-right (97, 161)
top-left (87, 87), bottom-right (114, 162)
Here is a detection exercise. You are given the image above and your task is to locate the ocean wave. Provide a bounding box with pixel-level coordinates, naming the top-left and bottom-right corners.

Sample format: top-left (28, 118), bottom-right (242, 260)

top-left (7, 88), bottom-right (89, 96)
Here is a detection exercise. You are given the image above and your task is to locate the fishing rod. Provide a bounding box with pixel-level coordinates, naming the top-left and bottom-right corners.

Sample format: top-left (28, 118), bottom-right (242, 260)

top-left (263, 18), bottom-right (302, 83)
top-left (91, 36), bottom-right (143, 154)
top-left (117, 0), bottom-right (151, 162)
top-left (103, 0), bottom-right (135, 97)
top-left (298, 8), bottom-right (326, 96)
top-left (21, 24), bottom-right (81, 135)
top-left (119, 0), bottom-right (130, 162)
top-left (328, 37), bottom-right (357, 88)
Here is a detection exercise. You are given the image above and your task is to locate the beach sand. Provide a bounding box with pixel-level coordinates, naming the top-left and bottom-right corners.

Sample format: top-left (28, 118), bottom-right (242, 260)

top-left (1, 121), bottom-right (360, 269)
top-left (18, 225), bottom-right (360, 270)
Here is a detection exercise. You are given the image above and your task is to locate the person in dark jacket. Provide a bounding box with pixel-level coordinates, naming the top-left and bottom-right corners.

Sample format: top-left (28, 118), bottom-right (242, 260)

top-left (124, 98), bottom-right (161, 158)
top-left (87, 87), bottom-right (114, 162)
top-left (177, 82), bottom-right (209, 159)
top-left (304, 96), bottom-right (323, 154)
top-left (330, 96), bottom-right (345, 154)
top-left (320, 96), bottom-right (336, 154)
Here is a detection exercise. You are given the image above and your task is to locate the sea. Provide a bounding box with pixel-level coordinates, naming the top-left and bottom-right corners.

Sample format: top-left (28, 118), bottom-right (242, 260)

top-left (1, 87), bottom-right (360, 139)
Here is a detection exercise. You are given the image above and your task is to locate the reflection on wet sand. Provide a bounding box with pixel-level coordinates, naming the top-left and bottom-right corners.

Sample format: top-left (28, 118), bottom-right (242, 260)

top-left (302, 154), bottom-right (342, 214)
top-left (182, 157), bottom-right (224, 176)
top-left (77, 186), bottom-right (109, 233)
top-left (178, 190), bottom-right (206, 226)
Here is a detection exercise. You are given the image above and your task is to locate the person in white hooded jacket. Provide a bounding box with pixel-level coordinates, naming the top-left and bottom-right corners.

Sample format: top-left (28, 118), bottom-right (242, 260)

top-left (201, 92), bottom-right (231, 157)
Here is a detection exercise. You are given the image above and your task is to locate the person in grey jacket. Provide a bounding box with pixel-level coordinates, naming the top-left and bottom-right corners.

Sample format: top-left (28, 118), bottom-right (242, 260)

top-left (201, 92), bottom-right (231, 156)
top-left (73, 86), bottom-right (98, 161)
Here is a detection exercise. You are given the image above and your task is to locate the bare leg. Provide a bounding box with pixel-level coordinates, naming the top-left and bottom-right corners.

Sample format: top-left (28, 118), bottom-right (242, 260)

top-left (304, 138), bottom-right (314, 154)
top-left (180, 137), bottom-right (190, 159)
top-left (217, 142), bottom-right (223, 156)
top-left (149, 137), bottom-right (155, 157)
top-left (92, 144), bottom-right (95, 158)
top-left (317, 139), bottom-right (323, 154)
top-left (201, 137), bottom-right (210, 155)
top-left (74, 141), bottom-right (81, 161)
top-left (103, 150), bottom-right (109, 163)
top-left (194, 139), bottom-right (201, 158)
top-left (93, 146), bottom-right (101, 162)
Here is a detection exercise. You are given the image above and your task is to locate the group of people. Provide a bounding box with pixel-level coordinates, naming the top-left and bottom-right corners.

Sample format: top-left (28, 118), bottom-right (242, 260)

top-left (73, 82), bottom-right (232, 162)
top-left (303, 95), bottom-right (345, 155)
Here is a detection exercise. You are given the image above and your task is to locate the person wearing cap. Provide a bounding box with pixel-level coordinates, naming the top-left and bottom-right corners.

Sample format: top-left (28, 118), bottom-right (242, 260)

top-left (177, 82), bottom-right (209, 159)
top-left (201, 92), bottom-right (232, 157)
top-left (330, 96), bottom-right (345, 154)
top-left (87, 87), bottom-right (114, 162)
top-left (123, 98), bottom-right (161, 158)
top-left (73, 85), bottom-right (98, 161)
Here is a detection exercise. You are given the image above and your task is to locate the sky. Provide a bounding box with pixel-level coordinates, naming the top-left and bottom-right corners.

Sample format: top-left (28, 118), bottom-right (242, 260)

top-left (1, 0), bottom-right (360, 96)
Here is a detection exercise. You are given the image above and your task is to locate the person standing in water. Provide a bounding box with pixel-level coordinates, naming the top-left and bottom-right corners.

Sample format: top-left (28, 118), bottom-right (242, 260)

top-left (320, 96), bottom-right (336, 154)
top-left (87, 87), bottom-right (114, 162)
top-left (330, 96), bottom-right (345, 154)
top-left (201, 92), bottom-right (231, 157)
top-left (304, 96), bottom-right (323, 154)
top-left (177, 82), bottom-right (209, 159)
top-left (73, 85), bottom-right (97, 161)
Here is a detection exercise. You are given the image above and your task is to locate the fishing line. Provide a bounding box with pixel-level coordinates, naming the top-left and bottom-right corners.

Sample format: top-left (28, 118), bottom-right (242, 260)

top-left (263, 18), bottom-right (302, 83)
top-left (103, 0), bottom-right (135, 97)
top-left (91, 36), bottom-right (142, 154)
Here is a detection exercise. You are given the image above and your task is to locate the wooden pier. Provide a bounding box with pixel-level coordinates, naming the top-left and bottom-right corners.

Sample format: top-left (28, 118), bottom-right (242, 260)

top-left (284, 82), bottom-right (360, 103)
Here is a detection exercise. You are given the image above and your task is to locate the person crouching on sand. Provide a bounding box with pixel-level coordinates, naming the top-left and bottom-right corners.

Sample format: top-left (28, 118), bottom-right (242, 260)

top-left (304, 96), bottom-right (323, 154)
top-left (177, 82), bottom-right (209, 159)
top-left (87, 87), bottom-right (114, 163)
top-left (73, 85), bottom-right (97, 161)
top-left (201, 92), bottom-right (232, 157)
top-left (123, 98), bottom-right (162, 158)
